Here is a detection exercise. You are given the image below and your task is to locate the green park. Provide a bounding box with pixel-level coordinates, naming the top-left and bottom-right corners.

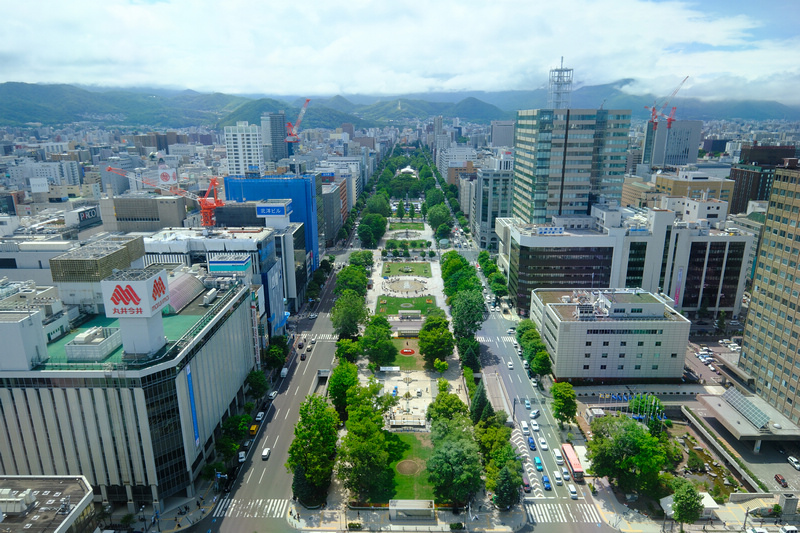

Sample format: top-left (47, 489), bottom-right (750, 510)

top-left (375, 295), bottom-right (437, 316)
top-left (382, 261), bottom-right (432, 277)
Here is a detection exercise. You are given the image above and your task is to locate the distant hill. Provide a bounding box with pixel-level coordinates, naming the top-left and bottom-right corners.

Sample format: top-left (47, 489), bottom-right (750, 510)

top-left (2, 81), bottom-right (799, 127)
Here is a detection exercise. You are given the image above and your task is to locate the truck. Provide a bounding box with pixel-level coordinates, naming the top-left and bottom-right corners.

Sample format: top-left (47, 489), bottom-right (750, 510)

top-left (280, 367), bottom-right (289, 379)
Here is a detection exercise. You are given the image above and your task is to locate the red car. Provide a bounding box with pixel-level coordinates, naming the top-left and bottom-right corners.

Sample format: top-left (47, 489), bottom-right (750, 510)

top-left (775, 473), bottom-right (788, 488)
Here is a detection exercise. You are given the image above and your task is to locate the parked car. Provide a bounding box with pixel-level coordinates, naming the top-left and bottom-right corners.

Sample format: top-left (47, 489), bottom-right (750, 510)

top-left (775, 473), bottom-right (788, 488)
top-left (268, 391), bottom-right (278, 401)
top-left (238, 451), bottom-right (246, 463)
top-left (309, 313), bottom-right (318, 319)
top-left (788, 456), bottom-right (800, 470)
top-left (255, 411), bottom-right (265, 422)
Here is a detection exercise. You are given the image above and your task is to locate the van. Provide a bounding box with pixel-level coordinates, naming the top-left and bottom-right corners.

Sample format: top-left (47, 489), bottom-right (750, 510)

top-left (568, 484), bottom-right (578, 499)
top-left (249, 424), bottom-right (258, 436)
top-left (520, 421), bottom-right (530, 436)
top-left (534, 457), bottom-right (543, 471)
top-left (553, 449), bottom-right (564, 465)
top-left (779, 527), bottom-right (798, 533)
top-left (522, 475), bottom-right (531, 493)
top-left (553, 471), bottom-right (563, 485)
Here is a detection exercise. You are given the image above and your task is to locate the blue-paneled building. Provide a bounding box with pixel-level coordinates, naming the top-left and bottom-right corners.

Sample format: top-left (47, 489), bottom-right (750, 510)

top-left (224, 174), bottom-right (323, 270)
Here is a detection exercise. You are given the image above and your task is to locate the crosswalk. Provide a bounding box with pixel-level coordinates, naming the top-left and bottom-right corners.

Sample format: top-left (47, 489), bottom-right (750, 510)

top-left (213, 497), bottom-right (289, 519)
top-left (524, 502), bottom-right (602, 524)
top-left (476, 335), bottom-right (515, 343)
top-left (310, 333), bottom-right (337, 341)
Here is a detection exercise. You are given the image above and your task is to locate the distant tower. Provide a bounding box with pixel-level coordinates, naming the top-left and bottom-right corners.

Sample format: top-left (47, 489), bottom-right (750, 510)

top-left (547, 57), bottom-right (573, 109)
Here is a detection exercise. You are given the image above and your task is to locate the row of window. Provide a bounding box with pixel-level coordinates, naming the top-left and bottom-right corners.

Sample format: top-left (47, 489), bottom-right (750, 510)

top-left (587, 340), bottom-right (663, 347)
top-left (584, 353), bottom-right (678, 359)
top-left (586, 329), bottom-right (663, 335)
top-left (581, 364), bottom-right (659, 370)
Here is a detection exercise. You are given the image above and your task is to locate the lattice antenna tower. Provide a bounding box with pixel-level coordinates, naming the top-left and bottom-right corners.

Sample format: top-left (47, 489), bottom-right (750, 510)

top-left (548, 57), bottom-right (573, 109)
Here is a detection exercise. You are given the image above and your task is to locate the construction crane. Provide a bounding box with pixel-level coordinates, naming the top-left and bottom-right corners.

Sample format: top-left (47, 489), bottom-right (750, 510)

top-left (106, 166), bottom-right (224, 227)
top-left (286, 98), bottom-right (310, 145)
top-left (644, 76), bottom-right (689, 131)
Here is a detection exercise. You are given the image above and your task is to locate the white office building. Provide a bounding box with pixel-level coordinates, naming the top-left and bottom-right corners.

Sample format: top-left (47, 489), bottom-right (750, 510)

top-left (530, 288), bottom-right (690, 382)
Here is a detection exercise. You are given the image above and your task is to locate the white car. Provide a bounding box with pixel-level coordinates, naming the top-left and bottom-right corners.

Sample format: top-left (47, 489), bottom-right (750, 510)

top-left (539, 438), bottom-right (548, 450)
top-left (789, 456), bottom-right (800, 470)
top-left (309, 313), bottom-right (318, 319)
top-left (238, 451), bottom-right (246, 463)
top-left (531, 421), bottom-right (540, 431)
top-left (507, 361), bottom-right (514, 370)
top-left (507, 328), bottom-right (516, 334)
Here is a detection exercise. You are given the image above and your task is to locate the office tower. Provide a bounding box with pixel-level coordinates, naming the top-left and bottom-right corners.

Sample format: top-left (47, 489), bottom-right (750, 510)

top-left (224, 121), bottom-right (264, 176)
top-left (491, 120), bottom-right (515, 148)
top-left (729, 145), bottom-right (796, 214)
top-left (341, 123), bottom-right (355, 138)
top-left (739, 161), bottom-right (800, 421)
top-left (262, 112), bottom-right (288, 162)
top-left (470, 154), bottom-right (514, 250)
top-left (434, 116), bottom-right (443, 137)
top-left (654, 169), bottom-right (734, 202)
top-left (641, 120), bottom-right (702, 167)
top-left (512, 109), bottom-right (631, 224)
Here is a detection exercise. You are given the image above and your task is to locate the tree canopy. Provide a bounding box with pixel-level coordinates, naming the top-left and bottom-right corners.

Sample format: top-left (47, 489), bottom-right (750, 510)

top-left (360, 315), bottom-right (397, 366)
top-left (331, 289), bottom-right (367, 338)
top-left (328, 361), bottom-right (359, 418)
top-left (451, 289), bottom-right (485, 338)
top-left (418, 314), bottom-right (454, 370)
top-left (551, 382), bottom-right (577, 425)
top-left (286, 395), bottom-right (339, 495)
top-left (335, 265), bottom-right (368, 297)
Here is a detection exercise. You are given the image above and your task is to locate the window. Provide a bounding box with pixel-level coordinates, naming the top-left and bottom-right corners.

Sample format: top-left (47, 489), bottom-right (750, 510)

top-left (586, 341), bottom-right (592, 346)
top-left (652, 365), bottom-right (659, 370)
top-left (600, 365), bottom-right (607, 370)
top-left (583, 365), bottom-right (590, 370)
top-left (637, 341), bottom-right (644, 346)
top-left (618, 365), bottom-right (624, 370)
top-left (671, 353), bottom-right (678, 358)
top-left (603, 341), bottom-right (609, 346)
top-left (655, 341), bottom-right (662, 347)
top-left (601, 353), bottom-right (608, 358)
top-left (619, 353), bottom-right (625, 358)
top-left (585, 353), bottom-right (591, 358)
top-left (635, 365), bottom-right (641, 370)
top-left (620, 341), bottom-right (627, 346)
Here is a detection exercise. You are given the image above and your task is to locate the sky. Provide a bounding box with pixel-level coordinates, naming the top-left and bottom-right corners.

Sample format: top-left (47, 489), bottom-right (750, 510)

top-left (2, 0), bottom-right (800, 105)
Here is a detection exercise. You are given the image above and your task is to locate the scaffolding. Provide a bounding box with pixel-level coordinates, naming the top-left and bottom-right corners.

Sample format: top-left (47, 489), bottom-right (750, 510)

top-left (548, 56), bottom-right (573, 109)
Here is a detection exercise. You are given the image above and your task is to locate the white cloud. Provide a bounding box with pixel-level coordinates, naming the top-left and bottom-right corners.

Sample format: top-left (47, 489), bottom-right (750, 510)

top-left (0, 0), bottom-right (798, 103)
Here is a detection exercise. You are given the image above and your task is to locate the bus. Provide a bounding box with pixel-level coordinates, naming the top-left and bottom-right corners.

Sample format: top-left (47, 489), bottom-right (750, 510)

top-left (561, 443), bottom-right (584, 482)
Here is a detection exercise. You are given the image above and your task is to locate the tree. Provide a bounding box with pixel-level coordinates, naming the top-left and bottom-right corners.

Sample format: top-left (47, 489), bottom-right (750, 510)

top-left (360, 315), bottom-right (397, 366)
top-left (426, 188), bottom-right (445, 208)
top-left (671, 478), bottom-right (703, 532)
top-left (515, 319), bottom-right (536, 341)
top-left (436, 223), bottom-right (451, 239)
top-left (428, 250), bottom-right (435, 258)
top-left (531, 351), bottom-right (552, 377)
top-left (408, 202), bottom-right (416, 221)
top-left (716, 310), bottom-right (727, 331)
top-left (491, 282), bottom-right (508, 298)
top-left (120, 513), bottom-right (136, 529)
top-left (246, 370), bottom-right (268, 398)
top-left (366, 195), bottom-right (392, 217)
top-left (418, 315), bottom-right (454, 369)
top-left (427, 387), bottom-right (469, 422)
top-left (335, 338), bottom-right (361, 363)
top-left (451, 290), bottom-right (485, 338)
top-left (328, 361), bottom-right (359, 417)
top-left (396, 200), bottom-right (405, 220)
top-left (551, 382), bottom-right (577, 425)
top-left (222, 414), bottom-right (252, 441)
top-left (470, 380), bottom-right (489, 424)
top-left (286, 395), bottom-right (339, 492)
top-left (264, 344), bottom-right (286, 369)
top-left (215, 435), bottom-right (239, 462)
top-left (331, 290), bottom-right (367, 338)
top-left (291, 464), bottom-right (319, 505)
top-left (420, 202), bottom-right (428, 221)
top-left (357, 224), bottom-right (375, 248)
top-left (428, 204), bottom-right (452, 232)
top-left (427, 438), bottom-right (483, 505)
top-left (349, 250), bottom-right (374, 269)
top-left (494, 465), bottom-right (519, 510)
top-left (362, 213), bottom-right (388, 243)
top-left (335, 265), bottom-right (368, 297)
top-left (433, 358), bottom-right (448, 375)
top-left (337, 227), bottom-right (349, 242)
top-left (586, 416), bottom-right (667, 494)
top-left (460, 341), bottom-right (481, 372)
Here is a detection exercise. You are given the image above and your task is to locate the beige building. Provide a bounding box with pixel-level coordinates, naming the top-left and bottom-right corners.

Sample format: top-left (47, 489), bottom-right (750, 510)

top-left (99, 194), bottom-right (189, 232)
top-left (654, 170), bottom-right (734, 203)
top-left (621, 176), bottom-right (662, 208)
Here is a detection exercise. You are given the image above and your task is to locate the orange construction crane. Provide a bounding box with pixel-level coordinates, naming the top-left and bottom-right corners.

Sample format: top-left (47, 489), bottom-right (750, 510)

top-left (644, 76), bottom-right (689, 131)
top-left (106, 166), bottom-right (224, 227)
top-left (286, 98), bottom-right (310, 144)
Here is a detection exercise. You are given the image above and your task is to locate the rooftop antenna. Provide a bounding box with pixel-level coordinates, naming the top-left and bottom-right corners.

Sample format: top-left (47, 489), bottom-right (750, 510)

top-left (548, 56), bottom-right (573, 109)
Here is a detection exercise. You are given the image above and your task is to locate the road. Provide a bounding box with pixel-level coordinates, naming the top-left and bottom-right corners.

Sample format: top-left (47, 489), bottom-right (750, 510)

top-left (204, 265), bottom-right (342, 533)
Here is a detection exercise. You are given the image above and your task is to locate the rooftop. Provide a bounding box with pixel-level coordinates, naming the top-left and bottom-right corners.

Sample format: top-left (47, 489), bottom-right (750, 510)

top-left (0, 475), bottom-right (93, 533)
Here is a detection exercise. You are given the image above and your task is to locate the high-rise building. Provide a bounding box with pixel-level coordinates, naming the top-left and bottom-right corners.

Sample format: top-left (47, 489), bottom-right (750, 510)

top-left (262, 112), bottom-right (288, 162)
top-left (641, 120), bottom-right (702, 167)
top-left (470, 154), bottom-right (514, 250)
top-left (729, 146), bottom-right (795, 215)
top-left (512, 108), bottom-right (631, 224)
top-left (490, 120), bottom-right (515, 148)
top-left (739, 161), bottom-right (800, 422)
top-left (433, 116), bottom-right (443, 137)
top-left (654, 169), bottom-right (734, 203)
top-left (224, 121), bottom-right (264, 176)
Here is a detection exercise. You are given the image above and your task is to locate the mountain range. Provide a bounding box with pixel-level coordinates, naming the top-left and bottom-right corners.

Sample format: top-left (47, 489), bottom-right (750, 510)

top-left (1, 81), bottom-right (799, 129)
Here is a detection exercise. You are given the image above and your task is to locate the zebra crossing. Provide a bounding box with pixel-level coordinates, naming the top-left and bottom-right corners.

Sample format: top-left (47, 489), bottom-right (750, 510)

top-left (524, 502), bottom-right (601, 524)
top-left (476, 335), bottom-right (515, 343)
top-left (213, 497), bottom-right (289, 519)
top-left (310, 333), bottom-right (337, 341)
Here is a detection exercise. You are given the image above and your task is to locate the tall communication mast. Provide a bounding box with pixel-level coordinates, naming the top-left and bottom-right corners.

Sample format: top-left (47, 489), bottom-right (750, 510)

top-left (548, 57), bottom-right (573, 109)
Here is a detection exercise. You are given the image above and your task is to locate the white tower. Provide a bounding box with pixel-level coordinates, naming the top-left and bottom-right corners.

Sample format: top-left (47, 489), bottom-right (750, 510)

top-left (548, 57), bottom-right (573, 109)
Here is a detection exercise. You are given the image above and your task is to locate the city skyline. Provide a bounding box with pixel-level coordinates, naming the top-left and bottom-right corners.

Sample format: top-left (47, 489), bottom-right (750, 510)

top-left (1, 0), bottom-right (799, 104)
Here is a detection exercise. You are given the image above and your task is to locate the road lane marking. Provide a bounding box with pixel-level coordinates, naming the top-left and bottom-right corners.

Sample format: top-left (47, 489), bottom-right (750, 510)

top-left (273, 435), bottom-right (280, 448)
top-left (246, 469), bottom-right (254, 483)
top-left (259, 468), bottom-right (266, 484)
top-left (294, 385), bottom-right (299, 396)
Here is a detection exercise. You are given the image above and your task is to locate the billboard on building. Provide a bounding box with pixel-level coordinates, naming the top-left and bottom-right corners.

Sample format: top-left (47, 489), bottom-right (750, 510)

top-left (30, 177), bottom-right (49, 193)
top-left (256, 200), bottom-right (293, 217)
top-left (158, 168), bottom-right (178, 186)
top-left (101, 269), bottom-right (169, 318)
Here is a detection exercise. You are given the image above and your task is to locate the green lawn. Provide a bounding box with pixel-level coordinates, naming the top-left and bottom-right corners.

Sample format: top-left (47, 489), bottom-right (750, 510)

top-left (391, 338), bottom-right (424, 370)
top-left (390, 222), bottom-right (425, 231)
top-left (375, 295), bottom-right (438, 316)
top-left (384, 433), bottom-right (435, 502)
top-left (386, 239), bottom-right (429, 249)
top-left (382, 262), bottom-right (432, 278)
